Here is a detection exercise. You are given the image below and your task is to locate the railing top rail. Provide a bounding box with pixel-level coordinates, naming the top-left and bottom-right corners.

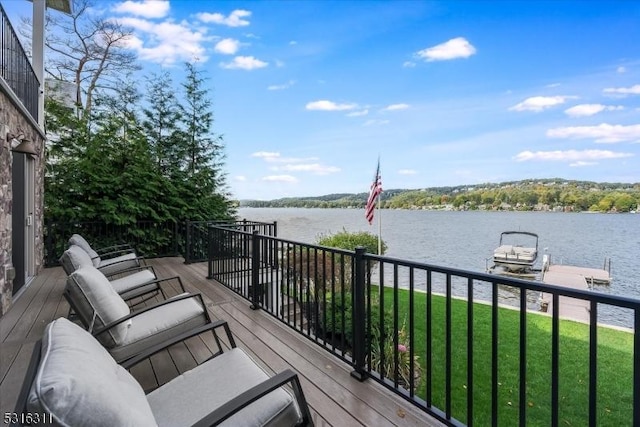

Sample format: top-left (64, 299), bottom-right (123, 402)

top-left (209, 225), bottom-right (355, 257)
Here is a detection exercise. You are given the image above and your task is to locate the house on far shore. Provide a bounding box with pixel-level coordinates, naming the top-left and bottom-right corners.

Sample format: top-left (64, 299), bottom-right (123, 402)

top-left (0, 0), bottom-right (72, 316)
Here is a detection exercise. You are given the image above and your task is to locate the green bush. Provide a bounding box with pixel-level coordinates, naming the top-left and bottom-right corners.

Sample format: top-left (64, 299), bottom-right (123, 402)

top-left (316, 229), bottom-right (387, 255)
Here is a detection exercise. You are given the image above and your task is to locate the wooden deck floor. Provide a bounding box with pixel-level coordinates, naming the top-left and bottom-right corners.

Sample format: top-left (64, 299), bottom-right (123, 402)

top-left (0, 258), bottom-right (443, 426)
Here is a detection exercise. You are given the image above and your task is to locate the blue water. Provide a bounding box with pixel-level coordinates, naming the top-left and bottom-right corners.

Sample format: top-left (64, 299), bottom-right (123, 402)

top-left (239, 208), bottom-right (640, 327)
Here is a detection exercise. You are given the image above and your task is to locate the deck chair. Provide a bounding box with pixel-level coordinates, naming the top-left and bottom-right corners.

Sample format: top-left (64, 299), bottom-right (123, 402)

top-left (60, 244), bottom-right (182, 303)
top-left (69, 233), bottom-right (143, 276)
top-left (64, 266), bottom-right (209, 362)
top-left (13, 317), bottom-right (312, 426)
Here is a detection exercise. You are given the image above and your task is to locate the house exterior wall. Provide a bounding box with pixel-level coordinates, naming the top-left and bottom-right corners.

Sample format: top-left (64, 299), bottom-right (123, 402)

top-left (0, 90), bottom-right (45, 316)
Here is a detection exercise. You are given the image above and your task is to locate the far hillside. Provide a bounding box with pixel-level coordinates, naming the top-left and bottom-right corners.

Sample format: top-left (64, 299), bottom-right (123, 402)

top-left (240, 178), bottom-right (640, 213)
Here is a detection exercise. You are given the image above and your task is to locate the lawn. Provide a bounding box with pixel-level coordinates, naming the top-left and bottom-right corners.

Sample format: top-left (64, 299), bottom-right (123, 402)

top-left (374, 286), bottom-right (635, 426)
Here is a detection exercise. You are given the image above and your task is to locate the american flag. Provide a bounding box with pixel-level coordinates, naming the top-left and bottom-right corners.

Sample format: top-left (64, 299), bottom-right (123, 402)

top-left (365, 160), bottom-right (382, 225)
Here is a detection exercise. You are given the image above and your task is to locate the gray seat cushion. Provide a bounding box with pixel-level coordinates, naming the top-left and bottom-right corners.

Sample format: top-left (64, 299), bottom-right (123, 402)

top-left (68, 234), bottom-right (100, 265)
top-left (109, 296), bottom-right (207, 362)
top-left (68, 234), bottom-right (140, 275)
top-left (66, 266), bottom-right (131, 348)
top-left (59, 244), bottom-right (93, 275)
top-left (97, 252), bottom-right (140, 276)
top-left (147, 348), bottom-right (302, 427)
top-left (110, 269), bottom-right (158, 299)
top-left (27, 318), bottom-right (156, 427)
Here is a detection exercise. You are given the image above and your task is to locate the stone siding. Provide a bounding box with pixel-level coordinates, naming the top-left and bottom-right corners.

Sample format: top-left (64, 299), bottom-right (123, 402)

top-left (0, 91), bottom-right (45, 317)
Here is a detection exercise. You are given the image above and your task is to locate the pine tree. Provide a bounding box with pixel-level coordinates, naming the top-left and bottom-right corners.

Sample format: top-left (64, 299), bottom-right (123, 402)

top-left (178, 62), bottom-right (234, 220)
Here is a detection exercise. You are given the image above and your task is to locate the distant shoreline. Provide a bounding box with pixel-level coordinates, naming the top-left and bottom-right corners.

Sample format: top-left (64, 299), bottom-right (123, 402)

top-left (238, 178), bottom-right (640, 213)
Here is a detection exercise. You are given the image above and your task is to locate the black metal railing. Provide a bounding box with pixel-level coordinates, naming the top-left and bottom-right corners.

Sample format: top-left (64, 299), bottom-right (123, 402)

top-left (1, 3), bottom-right (39, 122)
top-left (186, 219), bottom-right (276, 264)
top-left (207, 225), bottom-right (640, 427)
top-left (45, 219), bottom-right (277, 266)
top-left (45, 220), bottom-right (183, 266)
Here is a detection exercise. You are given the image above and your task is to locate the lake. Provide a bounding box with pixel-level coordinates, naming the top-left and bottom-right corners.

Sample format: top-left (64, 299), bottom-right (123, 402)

top-left (238, 207), bottom-right (640, 327)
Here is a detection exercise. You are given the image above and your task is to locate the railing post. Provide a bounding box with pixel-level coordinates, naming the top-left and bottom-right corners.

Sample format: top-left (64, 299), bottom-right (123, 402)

top-left (207, 225), bottom-right (214, 279)
top-left (351, 246), bottom-right (368, 381)
top-left (185, 220), bottom-right (192, 264)
top-left (250, 230), bottom-right (261, 310)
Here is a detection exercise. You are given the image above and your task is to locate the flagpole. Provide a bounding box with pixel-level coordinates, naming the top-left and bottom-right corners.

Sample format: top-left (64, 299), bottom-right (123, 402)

top-left (377, 195), bottom-right (382, 255)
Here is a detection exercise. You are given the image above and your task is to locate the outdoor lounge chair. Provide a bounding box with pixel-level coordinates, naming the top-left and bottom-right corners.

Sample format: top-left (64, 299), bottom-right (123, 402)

top-left (13, 317), bottom-right (312, 426)
top-left (68, 233), bottom-right (143, 276)
top-left (64, 265), bottom-right (209, 362)
top-left (60, 244), bottom-right (183, 303)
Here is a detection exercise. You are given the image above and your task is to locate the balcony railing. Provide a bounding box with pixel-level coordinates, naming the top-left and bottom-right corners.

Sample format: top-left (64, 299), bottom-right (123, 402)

top-left (0, 3), bottom-right (39, 122)
top-left (44, 219), bottom-right (276, 266)
top-left (207, 225), bottom-right (639, 426)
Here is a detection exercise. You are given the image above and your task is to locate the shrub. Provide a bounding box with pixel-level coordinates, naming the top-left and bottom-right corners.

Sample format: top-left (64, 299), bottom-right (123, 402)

top-left (316, 229), bottom-right (387, 256)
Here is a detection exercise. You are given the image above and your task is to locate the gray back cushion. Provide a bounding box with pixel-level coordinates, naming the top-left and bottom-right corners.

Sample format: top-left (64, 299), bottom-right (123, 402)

top-left (65, 266), bottom-right (131, 347)
top-left (59, 244), bottom-right (93, 275)
top-left (69, 234), bottom-right (101, 267)
top-left (27, 318), bottom-right (156, 427)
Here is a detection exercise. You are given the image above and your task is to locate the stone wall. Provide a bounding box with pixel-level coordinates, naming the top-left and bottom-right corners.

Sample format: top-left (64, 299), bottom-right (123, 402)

top-left (0, 90), bottom-right (45, 317)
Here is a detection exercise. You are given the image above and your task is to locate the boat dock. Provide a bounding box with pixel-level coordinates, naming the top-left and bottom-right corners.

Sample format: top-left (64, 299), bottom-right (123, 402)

top-left (539, 264), bottom-right (612, 323)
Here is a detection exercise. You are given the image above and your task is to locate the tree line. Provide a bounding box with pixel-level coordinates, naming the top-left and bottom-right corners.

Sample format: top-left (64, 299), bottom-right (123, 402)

top-left (241, 179), bottom-right (640, 212)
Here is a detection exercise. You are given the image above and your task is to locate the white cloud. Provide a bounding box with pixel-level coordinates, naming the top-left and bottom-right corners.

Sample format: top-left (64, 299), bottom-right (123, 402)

top-left (347, 109), bottom-right (369, 117)
top-left (306, 100), bottom-right (357, 111)
top-left (382, 103), bottom-right (410, 112)
top-left (513, 149), bottom-right (633, 162)
top-left (196, 9), bottom-right (251, 27)
top-left (564, 104), bottom-right (624, 117)
top-left (617, 66), bottom-right (627, 73)
top-left (403, 61), bottom-right (416, 68)
top-left (220, 56), bottom-right (268, 70)
top-left (416, 37), bottom-right (476, 62)
top-left (262, 175), bottom-right (298, 183)
top-left (214, 38), bottom-right (240, 55)
top-left (546, 123), bottom-right (640, 143)
top-left (252, 152), bottom-right (319, 163)
top-left (363, 119), bottom-right (390, 126)
top-left (275, 164), bottom-right (341, 174)
top-left (509, 95), bottom-right (573, 112)
top-left (569, 161), bottom-right (598, 167)
top-left (603, 84), bottom-right (640, 96)
top-left (398, 169), bottom-right (417, 175)
top-left (267, 80), bottom-right (296, 90)
top-left (234, 175), bottom-right (247, 181)
top-left (112, 0), bottom-right (169, 18)
top-left (115, 17), bottom-right (207, 65)
top-left (252, 151), bottom-right (281, 160)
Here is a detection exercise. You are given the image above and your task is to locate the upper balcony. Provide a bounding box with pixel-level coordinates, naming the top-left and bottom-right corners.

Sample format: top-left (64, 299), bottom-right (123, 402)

top-left (0, 2), bottom-right (39, 123)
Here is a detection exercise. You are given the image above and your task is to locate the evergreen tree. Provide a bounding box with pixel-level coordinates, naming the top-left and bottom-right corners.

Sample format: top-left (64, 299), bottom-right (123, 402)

top-left (142, 72), bottom-right (183, 177)
top-left (78, 77), bottom-right (169, 224)
top-left (178, 62), bottom-right (234, 220)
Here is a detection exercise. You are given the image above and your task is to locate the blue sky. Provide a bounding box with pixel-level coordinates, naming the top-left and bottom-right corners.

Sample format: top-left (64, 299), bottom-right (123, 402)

top-left (5, 0), bottom-right (640, 200)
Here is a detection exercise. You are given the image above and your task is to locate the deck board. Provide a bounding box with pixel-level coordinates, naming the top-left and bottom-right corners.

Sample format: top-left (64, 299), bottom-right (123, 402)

top-left (0, 258), bottom-right (443, 426)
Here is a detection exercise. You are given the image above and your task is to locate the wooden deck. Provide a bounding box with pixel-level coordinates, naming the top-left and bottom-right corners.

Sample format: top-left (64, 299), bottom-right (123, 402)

top-left (0, 258), bottom-right (443, 426)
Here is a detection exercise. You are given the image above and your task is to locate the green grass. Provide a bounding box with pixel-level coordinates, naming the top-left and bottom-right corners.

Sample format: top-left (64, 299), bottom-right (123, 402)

top-left (374, 286), bottom-right (635, 426)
